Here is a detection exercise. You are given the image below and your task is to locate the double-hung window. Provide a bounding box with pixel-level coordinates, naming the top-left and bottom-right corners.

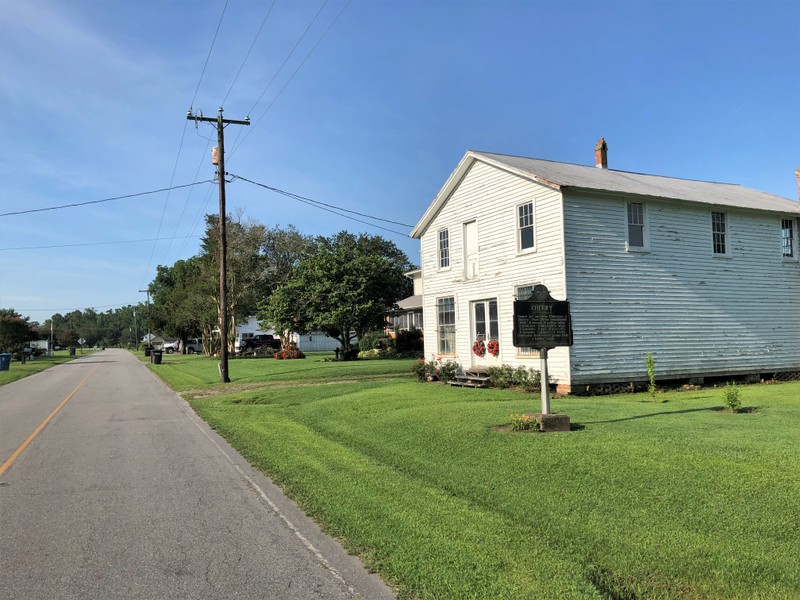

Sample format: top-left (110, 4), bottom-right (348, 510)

top-left (515, 285), bottom-right (537, 356)
top-left (436, 297), bottom-right (456, 355)
top-left (781, 219), bottom-right (795, 258)
top-left (626, 202), bottom-right (646, 249)
top-left (438, 229), bottom-right (450, 269)
top-left (518, 202), bottom-right (535, 251)
top-left (711, 212), bottom-right (728, 255)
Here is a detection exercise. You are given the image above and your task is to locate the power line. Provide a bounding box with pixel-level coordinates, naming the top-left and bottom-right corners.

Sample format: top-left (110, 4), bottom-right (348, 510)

top-left (228, 0), bottom-right (350, 161)
top-left (190, 0), bottom-right (230, 109)
top-left (228, 172), bottom-right (413, 236)
top-left (221, 0), bottom-right (278, 107)
top-left (0, 181), bottom-right (213, 217)
top-left (0, 235), bottom-right (200, 252)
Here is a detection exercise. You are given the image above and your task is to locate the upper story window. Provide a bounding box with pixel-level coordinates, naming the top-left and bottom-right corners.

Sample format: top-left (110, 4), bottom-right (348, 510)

top-left (438, 229), bottom-right (450, 269)
top-left (781, 219), bottom-right (795, 258)
top-left (711, 212), bottom-right (728, 255)
top-left (518, 202), bottom-right (535, 251)
top-left (515, 285), bottom-right (537, 356)
top-left (626, 202), bottom-right (646, 249)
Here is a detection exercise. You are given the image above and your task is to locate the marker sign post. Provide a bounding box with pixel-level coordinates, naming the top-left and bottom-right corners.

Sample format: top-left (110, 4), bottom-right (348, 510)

top-left (513, 284), bottom-right (573, 416)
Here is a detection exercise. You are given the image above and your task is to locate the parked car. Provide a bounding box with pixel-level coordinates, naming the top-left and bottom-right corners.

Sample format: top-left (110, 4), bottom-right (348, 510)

top-left (185, 338), bottom-right (203, 354)
top-left (161, 340), bottom-right (180, 354)
top-left (239, 334), bottom-right (282, 353)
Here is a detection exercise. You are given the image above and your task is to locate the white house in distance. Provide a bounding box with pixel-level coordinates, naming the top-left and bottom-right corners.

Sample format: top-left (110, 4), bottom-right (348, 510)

top-left (235, 317), bottom-right (343, 352)
top-left (411, 140), bottom-right (800, 393)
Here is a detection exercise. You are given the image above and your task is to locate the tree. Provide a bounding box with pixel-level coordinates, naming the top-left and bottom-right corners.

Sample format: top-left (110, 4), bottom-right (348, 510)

top-left (150, 256), bottom-right (216, 352)
top-left (0, 309), bottom-right (37, 361)
top-left (262, 232), bottom-right (413, 354)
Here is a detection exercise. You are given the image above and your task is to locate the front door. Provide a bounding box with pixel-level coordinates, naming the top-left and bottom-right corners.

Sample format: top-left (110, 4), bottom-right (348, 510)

top-left (471, 298), bottom-right (499, 367)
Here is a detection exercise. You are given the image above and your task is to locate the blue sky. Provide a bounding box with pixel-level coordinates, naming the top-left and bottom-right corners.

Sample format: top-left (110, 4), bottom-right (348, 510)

top-left (1, 0), bottom-right (798, 323)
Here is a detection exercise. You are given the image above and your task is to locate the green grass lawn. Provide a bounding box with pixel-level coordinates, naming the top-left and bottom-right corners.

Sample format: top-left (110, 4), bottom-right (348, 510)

top-left (151, 353), bottom-right (800, 599)
top-left (0, 351), bottom-right (84, 385)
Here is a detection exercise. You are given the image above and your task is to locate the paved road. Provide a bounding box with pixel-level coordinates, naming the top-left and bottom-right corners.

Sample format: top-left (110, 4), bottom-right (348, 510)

top-left (0, 349), bottom-right (395, 600)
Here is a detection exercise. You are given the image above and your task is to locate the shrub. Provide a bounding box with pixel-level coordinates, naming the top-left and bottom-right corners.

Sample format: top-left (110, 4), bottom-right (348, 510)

top-left (411, 359), bottom-right (460, 382)
top-left (359, 331), bottom-right (393, 352)
top-left (438, 361), bottom-right (460, 382)
top-left (341, 346), bottom-right (359, 361)
top-left (513, 365), bottom-right (542, 392)
top-left (510, 413), bottom-right (541, 432)
top-left (274, 344), bottom-right (305, 360)
top-left (723, 382), bottom-right (742, 412)
top-left (395, 328), bottom-right (423, 356)
top-left (486, 364), bottom-right (515, 388)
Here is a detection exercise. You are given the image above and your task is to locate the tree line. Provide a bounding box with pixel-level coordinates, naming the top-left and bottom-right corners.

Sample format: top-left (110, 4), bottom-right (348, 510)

top-left (1, 214), bottom-right (414, 357)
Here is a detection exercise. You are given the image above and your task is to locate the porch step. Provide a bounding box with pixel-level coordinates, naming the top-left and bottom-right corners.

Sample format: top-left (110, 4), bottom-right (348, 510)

top-left (448, 369), bottom-right (491, 388)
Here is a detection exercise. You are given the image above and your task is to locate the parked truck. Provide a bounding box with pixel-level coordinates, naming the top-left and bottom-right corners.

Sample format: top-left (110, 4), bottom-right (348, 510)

top-left (239, 334), bottom-right (282, 353)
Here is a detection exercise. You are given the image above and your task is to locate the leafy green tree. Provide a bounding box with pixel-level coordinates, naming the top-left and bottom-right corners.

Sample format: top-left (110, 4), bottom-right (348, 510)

top-left (263, 232), bottom-right (413, 353)
top-left (0, 309), bottom-right (38, 360)
top-left (150, 256), bottom-right (216, 353)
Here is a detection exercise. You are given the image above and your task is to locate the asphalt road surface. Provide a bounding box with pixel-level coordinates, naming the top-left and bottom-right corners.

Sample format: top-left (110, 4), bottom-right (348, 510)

top-left (0, 349), bottom-right (395, 599)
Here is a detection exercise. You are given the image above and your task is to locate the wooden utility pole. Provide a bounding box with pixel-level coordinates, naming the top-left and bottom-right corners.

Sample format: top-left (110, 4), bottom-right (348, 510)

top-left (187, 107), bottom-right (249, 383)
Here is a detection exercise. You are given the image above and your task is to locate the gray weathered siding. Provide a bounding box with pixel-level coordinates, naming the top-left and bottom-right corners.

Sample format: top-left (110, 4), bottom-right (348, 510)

top-left (563, 190), bottom-right (800, 385)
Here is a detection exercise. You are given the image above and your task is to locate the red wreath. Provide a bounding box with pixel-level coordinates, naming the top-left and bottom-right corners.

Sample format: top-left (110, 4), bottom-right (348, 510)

top-left (487, 339), bottom-right (499, 356)
top-left (472, 339), bottom-right (486, 357)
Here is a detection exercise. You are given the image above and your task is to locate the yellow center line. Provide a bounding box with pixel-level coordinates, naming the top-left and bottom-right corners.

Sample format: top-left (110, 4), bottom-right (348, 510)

top-left (0, 361), bottom-right (103, 477)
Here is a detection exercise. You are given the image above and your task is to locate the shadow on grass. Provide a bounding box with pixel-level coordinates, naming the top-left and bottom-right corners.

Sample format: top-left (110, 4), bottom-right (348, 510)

top-left (710, 406), bottom-right (762, 414)
top-left (584, 406), bottom-right (718, 424)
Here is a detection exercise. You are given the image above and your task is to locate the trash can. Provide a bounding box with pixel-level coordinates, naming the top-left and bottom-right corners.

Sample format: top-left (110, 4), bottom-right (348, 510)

top-left (0, 353), bottom-right (11, 371)
top-left (144, 346), bottom-right (152, 357)
top-left (151, 350), bottom-right (163, 365)
top-left (69, 347), bottom-right (76, 356)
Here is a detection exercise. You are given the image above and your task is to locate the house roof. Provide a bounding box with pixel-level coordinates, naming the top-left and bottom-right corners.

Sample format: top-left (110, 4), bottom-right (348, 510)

top-left (411, 150), bottom-right (799, 238)
top-left (395, 295), bottom-right (422, 310)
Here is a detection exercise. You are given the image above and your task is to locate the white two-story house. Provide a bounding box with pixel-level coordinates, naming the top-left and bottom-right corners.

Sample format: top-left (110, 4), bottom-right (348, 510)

top-left (411, 140), bottom-right (800, 393)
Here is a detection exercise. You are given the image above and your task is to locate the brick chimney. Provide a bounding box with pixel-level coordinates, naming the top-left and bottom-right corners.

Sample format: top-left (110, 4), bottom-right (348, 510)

top-left (796, 166), bottom-right (800, 201)
top-left (595, 137), bottom-right (608, 169)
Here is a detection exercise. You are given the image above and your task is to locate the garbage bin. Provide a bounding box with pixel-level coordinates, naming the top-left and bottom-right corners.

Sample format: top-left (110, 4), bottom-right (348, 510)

top-left (144, 346), bottom-right (152, 357)
top-left (0, 353), bottom-right (11, 371)
top-left (69, 347), bottom-right (76, 356)
top-left (151, 350), bottom-right (163, 365)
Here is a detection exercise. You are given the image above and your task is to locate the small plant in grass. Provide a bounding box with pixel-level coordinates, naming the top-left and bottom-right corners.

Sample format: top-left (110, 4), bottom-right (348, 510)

top-left (509, 413), bottom-right (541, 432)
top-left (723, 382), bottom-right (742, 412)
top-left (645, 353), bottom-right (657, 401)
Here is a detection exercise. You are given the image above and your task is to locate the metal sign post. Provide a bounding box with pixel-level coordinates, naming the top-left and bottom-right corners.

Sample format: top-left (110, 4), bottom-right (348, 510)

top-left (540, 347), bottom-right (550, 415)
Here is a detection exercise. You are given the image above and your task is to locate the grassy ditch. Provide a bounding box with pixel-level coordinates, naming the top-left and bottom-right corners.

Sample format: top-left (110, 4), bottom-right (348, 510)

top-left (153, 354), bottom-right (800, 599)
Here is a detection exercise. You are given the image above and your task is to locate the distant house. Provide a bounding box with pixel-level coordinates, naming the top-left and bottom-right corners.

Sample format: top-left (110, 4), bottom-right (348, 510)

top-left (411, 140), bottom-right (800, 392)
top-left (235, 316), bottom-right (348, 352)
top-left (388, 269), bottom-right (424, 337)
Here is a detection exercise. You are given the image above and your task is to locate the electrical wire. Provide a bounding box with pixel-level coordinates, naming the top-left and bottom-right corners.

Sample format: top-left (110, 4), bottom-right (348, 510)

top-left (0, 181), bottom-right (213, 217)
top-left (190, 0), bottom-right (229, 110)
top-left (0, 235), bottom-right (200, 252)
top-left (221, 0), bottom-right (278, 107)
top-left (228, 0), bottom-right (350, 161)
top-left (228, 172), bottom-right (413, 236)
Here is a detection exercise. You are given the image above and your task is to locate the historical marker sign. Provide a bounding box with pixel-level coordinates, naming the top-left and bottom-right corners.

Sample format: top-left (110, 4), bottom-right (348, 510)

top-left (513, 284), bottom-right (573, 350)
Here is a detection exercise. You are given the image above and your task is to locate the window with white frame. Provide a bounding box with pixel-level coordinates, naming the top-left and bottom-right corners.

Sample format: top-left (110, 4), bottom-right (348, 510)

top-left (781, 218), bottom-right (795, 258)
top-left (627, 202), bottom-right (646, 249)
top-left (438, 229), bottom-right (450, 269)
top-left (518, 202), bottom-right (535, 251)
top-left (711, 212), bottom-right (728, 255)
top-left (515, 285), bottom-right (537, 356)
top-left (437, 297), bottom-right (456, 354)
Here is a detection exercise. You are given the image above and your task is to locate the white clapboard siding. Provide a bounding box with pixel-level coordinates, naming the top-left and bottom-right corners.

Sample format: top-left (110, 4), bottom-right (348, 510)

top-left (563, 190), bottom-right (800, 384)
top-left (420, 161), bottom-right (571, 383)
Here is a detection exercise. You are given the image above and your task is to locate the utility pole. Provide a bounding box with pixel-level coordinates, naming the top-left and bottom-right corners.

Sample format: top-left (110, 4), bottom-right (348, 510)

top-left (187, 107), bottom-right (249, 383)
top-left (139, 289), bottom-right (151, 351)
